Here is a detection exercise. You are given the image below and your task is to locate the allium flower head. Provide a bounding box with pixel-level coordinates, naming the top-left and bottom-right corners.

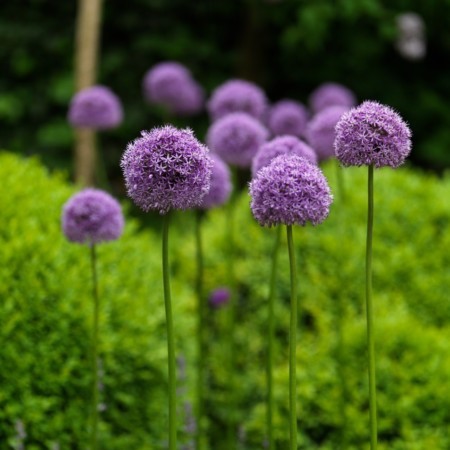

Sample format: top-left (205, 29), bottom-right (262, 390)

top-left (334, 101), bottom-right (412, 168)
top-left (199, 154), bottom-right (232, 209)
top-left (250, 154), bottom-right (333, 227)
top-left (268, 100), bottom-right (308, 138)
top-left (207, 79), bottom-right (268, 122)
top-left (121, 125), bottom-right (212, 214)
top-left (68, 85), bottom-right (123, 129)
top-left (206, 112), bottom-right (269, 168)
top-left (62, 188), bottom-right (124, 245)
top-left (252, 135), bottom-right (317, 177)
top-left (309, 82), bottom-right (357, 114)
top-left (306, 106), bottom-right (350, 161)
top-left (209, 287), bottom-right (231, 308)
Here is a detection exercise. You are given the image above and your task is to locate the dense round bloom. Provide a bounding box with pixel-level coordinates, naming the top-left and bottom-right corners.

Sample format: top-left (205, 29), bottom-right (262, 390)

top-left (209, 287), bottom-right (231, 308)
top-left (121, 126), bottom-right (212, 214)
top-left (268, 100), bottom-right (308, 137)
top-left (309, 82), bottom-right (357, 114)
top-left (250, 154), bottom-right (333, 227)
top-left (334, 101), bottom-right (412, 168)
top-left (252, 135), bottom-right (317, 177)
top-left (206, 112), bottom-right (269, 168)
top-left (62, 188), bottom-right (124, 245)
top-left (207, 79), bottom-right (268, 122)
top-left (68, 85), bottom-right (123, 129)
top-left (199, 154), bottom-right (232, 209)
top-left (306, 106), bottom-right (350, 161)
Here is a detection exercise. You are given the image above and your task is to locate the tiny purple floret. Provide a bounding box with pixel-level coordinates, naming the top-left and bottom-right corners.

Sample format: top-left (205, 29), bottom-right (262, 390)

top-left (268, 100), bottom-right (309, 138)
top-left (199, 154), bottom-right (232, 209)
top-left (309, 82), bottom-right (357, 114)
top-left (209, 288), bottom-right (231, 308)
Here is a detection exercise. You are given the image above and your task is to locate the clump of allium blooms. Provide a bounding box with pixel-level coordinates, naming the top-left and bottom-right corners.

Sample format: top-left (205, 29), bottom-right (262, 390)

top-left (306, 105), bottom-right (350, 161)
top-left (252, 135), bottom-right (317, 177)
top-left (62, 188), bottom-right (124, 244)
top-left (209, 287), bottom-right (231, 308)
top-left (68, 85), bottom-right (123, 129)
top-left (199, 154), bottom-right (232, 209)
top-left (142, 61), bottom-right (204, 115)
top-left (206, 112), bottom-right (269, 168)
top-left (207, 79), bottom-right (268, 122)
top-left (334, 101), bottom-right (412, 168)
top-left (121, 126), bottom-right (212, 214)
top-left (268, 100), bottom-right (308, 138)
top-left (250, 154), bottom-right (332, 227)
top-left (309, 82), bottom-right (357, 114)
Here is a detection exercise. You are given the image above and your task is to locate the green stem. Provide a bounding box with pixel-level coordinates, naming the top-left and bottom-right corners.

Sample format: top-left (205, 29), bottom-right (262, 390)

top-left (366, 165), bottom-right (377, 449)
top-left (286, 225), bottom-right (298, 450)
top-left (335, 159), bottom-right (346, 203)
top-left (162, 212), bottom-right (177, 450)
top-left (90, 244), bottom-right (99, 450)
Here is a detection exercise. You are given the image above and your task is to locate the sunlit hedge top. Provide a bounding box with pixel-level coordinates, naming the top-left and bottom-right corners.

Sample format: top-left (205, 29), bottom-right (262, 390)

top-left (309, 82), bottom-right (357, 114)
top-left (268, 99), bottom-right (308, 138)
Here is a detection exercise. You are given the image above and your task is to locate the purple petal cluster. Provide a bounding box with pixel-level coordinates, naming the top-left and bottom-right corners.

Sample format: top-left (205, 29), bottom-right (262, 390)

top-left (143, 61), bottom-right (204, 116)
top-left (306, 106), bottom-right (350, 161)
top-left (309, 82), bottom-right (357, 114)
top-left (62, 188), bottom-right (124, 245)
top-left (206, 112), bottom-right (269, 168)
top-left (268, 100), bottom-right (308, 138)
top-left (252, 135), bottom-right (317, 177)
top-left (334, 101), bottom-right (412, 168)
top-left (250, 154), bottom-right (333, 227)
top-left (199, 154), bottom-right (232, 209)
top-left (207, 79), bottom-right (268, 122)
top-left (68, 85), bottom-right (123, 130)
top-left (209, 287), bottom-right (231, 308)
top-left (121, 126), bottom-right (212, 214)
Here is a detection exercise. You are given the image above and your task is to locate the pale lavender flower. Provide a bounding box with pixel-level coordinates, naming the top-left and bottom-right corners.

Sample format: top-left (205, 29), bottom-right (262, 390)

top-left (121, 126), bottom-right (212, 214)
top-left (199, 154), bottom-right (232, 209)
top-left (334, 101), bottom-right (412, 168)
top-left (268, 100), bottom-right (308, 137)
top-left (309, 82), bottom-right (357, 114)
top-left (209, 287), bottom-right (231, 308)
top-left (62, 189), bottom-right (124, 245)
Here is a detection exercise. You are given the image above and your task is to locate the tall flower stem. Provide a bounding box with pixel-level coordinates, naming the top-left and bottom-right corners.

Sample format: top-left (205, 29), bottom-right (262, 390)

top-left (335, 159), bottom-right (346, 202)
top-left (286, 225), bottom-right (298, 450)
top-left (162, 212), bottom-right (177, 450)
top-left (366, 164), bottom-right (377, 449)
top-left (90, 244), bottom-right (99, 450)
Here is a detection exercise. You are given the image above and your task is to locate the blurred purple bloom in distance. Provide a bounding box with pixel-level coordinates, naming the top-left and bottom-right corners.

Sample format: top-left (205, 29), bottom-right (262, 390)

top-left (334, 101), bottom-right (412, 168)
top-left (209, 287), bottom-right (231, 308)
top-left (62, 188), bottom-right (124, 245)
top-left (309, 82), bottom-right (357, 114)
top-left (68, 85), bottom-right (123, 130)
top-left (121, 125), bottom-right (213, 214)
top-left (199, 154), bottom-right (232, 209)
top-left (250, 154), bottom-right (333, 227)
top-left (252, 135), bottom-right (317, 177)
top-left (206, 112), bottom-right (269, 168)
top-left (268, 100), bottom-right (309, 138)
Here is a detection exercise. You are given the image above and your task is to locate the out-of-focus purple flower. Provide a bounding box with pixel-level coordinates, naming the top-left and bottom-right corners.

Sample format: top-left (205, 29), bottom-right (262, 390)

top-left (207, 79), bottom-right (268, 122)
top-left (199, 154), bottom-right (232, 209)
top-left (306, 106), bottom-right (350, 161)
top-left (252, 135), bottom-right (317, 177)
top-left (121, 126), bottom-right (212, 214)
top-left (62, 189), bottom-right (124, 245)
top-left (334, 101), bottom-right (412, 168)
top-left (397, 12), bottom-right (425, 37)
top-left (143, 61), bottom-right (204, 116)
top-left (395, 12), bottom-right (426, 61)
top-left (68, 85), bottom-right (123, 129)
top-left (250, 154), bottom-right (333, 227)
top-left (268, 100), bottom-right (308, 138)
top-left (309, 82), bottom-right (357, 114)
top-left (206, 112), bottom-right (269, 168)
top-left (209, 287), bottom-right (231, 308)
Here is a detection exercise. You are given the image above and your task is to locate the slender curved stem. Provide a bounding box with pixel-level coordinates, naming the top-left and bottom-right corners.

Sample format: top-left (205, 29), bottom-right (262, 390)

top-left (90, 244), bottom-right (99, 450)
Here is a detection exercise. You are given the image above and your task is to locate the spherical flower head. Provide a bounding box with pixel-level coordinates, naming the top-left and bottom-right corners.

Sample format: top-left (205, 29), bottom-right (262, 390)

top-left (209, 287), bottom-right (231, 308)
top-left (207, 79), bottom-right (268, 122)
top-left (306, 106), bottom-right (350, 161)
top-left (62, 188), bottom-right (124, 245)
top-left (249, 154), bottom-right (333, 227)
top-left (268, 100), bottom-right (308, 138)
top-left (68, 85), bottom-right (123, 129)
top-left (199, 154), bottom-right (232, 209)
top-left (334, 101), bottom-right (412, 168)
top-left (252, 135), bottom-right (317, 177)
top-left (309, 82), bottom-right (357, 114)
top-left (121, 126), bottom-right (212, 214)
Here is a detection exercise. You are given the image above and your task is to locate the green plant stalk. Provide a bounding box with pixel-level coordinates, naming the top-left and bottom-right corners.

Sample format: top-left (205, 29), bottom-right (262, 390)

top-left (286, 225), bottom-right (298, 450)
top-left (336, 159), bottom-right (346, 203)
top-left (162, 212), bottom-right (177, 450)
top-left (90, 244), bottom-right (99, 450)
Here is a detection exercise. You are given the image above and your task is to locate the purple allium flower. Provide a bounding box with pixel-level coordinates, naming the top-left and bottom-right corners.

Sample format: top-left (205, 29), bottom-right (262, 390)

top-left (309, 82), bottom-right (357, 114)
top-left (207, 79), bottom-right (268, 122)
top-left (68, 85), bottom-right (123, 129)
top-left (143, 61), bottom-right (204, 116)
top-left (62, 189), bottom-right (124, 245)
top-left (206, 112), bottom-right (269, 168)
top-left (306, 106), bottom-right (350, 161)
top-left (249, 154), bottom-right (333, 227)
top-left (209, 288), bottom-right (231, 308)
top-left (268, 100), bottom-right (308, 138)
top-left (334, 101), bottom-right (412, 168)
top-left (121, 126), bottom-right (212, 214)
top-left (199, 154), bottom-right (232, 209)
top-left (252, 135), bottom-right (317, 177)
